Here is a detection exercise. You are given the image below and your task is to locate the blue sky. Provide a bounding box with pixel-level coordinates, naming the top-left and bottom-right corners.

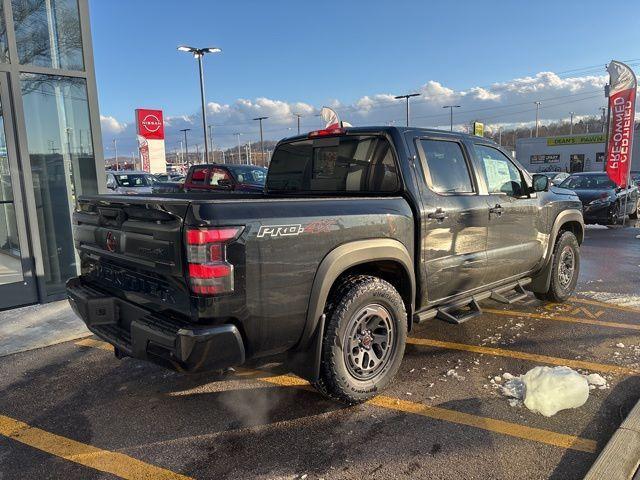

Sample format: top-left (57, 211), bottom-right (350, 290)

top-left (89, 0), bottom-right (640, 155)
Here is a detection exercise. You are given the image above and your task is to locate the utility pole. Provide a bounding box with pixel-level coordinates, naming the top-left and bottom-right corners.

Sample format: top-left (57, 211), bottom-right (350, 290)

top-left (600, 107), bottom-right (607, 133)
top-left (180, 128), bottom-right (191, 165)
top-left (394, 93), bottom-right (420, 126)
top-left (498, 126), bottom-right (502, 146)
top-left (112, 138), bottom-right (118, 171)
top-left (234, 133), bottom-right (242, 164)
top-left (293, 113), bottom-right (303, 134)
top-left (208, 125), bottom-right (214, 162)
top-left (569, 112), bottom-right (574, 135)
top-left (253, 116), bottom-right (268, 165)
top-left (534, 101), bottom-right (541, 137)
top-left (442, 105), bottom-right (461, 131)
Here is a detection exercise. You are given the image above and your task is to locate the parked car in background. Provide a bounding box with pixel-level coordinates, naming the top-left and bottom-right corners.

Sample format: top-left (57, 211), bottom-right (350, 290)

top-left (540, 171), bottom-right (569, 186)
top-left (631, 171), bottom-right (640, 188)
top-left (105, 171), bottom-right (156, 195)
top-left (559, 172), bottom-right (639, 224)
top-left (183, 164), bottom-right (267, 192)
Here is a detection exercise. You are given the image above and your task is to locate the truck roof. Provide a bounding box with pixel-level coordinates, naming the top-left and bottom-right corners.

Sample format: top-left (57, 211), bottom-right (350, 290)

top-left (278, 126), bottom-right (498, 145)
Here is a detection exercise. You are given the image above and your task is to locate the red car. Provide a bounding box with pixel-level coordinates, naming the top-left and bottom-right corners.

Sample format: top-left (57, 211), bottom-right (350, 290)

top-left (183, 164), bottom-right (267, 192)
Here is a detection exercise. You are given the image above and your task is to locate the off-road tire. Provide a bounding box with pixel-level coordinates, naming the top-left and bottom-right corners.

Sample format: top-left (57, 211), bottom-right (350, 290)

top-left (313, 275), bottom-right (407, 404)
top-left (534, 230), bottom-right (580, 303)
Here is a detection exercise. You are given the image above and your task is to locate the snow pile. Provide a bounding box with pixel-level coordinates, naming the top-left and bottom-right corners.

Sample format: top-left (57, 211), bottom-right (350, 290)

top-left (498, 366), bottom-right (590, 417)
top-left (579, 291), bottom-right (640, 308)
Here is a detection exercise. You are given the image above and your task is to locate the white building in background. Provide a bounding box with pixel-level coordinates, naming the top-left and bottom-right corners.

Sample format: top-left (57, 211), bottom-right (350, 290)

top-left (515, 125), bottom-right (640, 174)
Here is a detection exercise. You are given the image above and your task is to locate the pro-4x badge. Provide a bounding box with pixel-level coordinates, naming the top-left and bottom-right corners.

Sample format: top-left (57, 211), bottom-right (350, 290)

top-left (257, 224), bottom-right (304, 238)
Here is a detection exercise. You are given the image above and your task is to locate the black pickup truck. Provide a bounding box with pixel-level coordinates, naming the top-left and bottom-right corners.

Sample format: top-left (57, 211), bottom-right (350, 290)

top-left (67, 126), bottom-right (584, 404)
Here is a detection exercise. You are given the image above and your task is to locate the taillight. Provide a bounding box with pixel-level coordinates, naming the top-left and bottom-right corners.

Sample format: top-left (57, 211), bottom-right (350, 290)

top-left (185, 226), bottom-right (243, 295)
top-left (308, 127), bottom-right (345, 138)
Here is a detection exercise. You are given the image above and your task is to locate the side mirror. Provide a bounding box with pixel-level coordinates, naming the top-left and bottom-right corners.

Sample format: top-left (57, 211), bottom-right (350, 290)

top-left (532, 174), bottom-right (549, 192)
top-left (217, 178), bottom-right (232, 189)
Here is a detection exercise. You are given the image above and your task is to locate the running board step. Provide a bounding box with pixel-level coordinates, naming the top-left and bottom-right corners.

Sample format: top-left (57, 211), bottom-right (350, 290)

top-left (490, 281), bottom-right (529, 305)
top-left (436, 298), bottom-right (482, 325)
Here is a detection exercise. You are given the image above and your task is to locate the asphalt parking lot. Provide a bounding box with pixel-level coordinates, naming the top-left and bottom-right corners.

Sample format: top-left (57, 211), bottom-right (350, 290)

top-left (1, 225), bottom-right (639, 480)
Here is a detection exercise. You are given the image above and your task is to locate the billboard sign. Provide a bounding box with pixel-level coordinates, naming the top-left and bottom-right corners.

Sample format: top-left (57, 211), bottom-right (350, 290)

top-left (136, 109), bottom-right (164, 140)
top-left (547, 134), bottom-right (605, 146)
top-left (473, 122), bottom-right (484, 137)
top-left (135, 108), bottom-right (166, 174)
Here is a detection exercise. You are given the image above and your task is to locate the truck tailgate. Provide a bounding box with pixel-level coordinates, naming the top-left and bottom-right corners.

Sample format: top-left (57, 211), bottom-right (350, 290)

top-left (73, 195), bottom-right (193, 317)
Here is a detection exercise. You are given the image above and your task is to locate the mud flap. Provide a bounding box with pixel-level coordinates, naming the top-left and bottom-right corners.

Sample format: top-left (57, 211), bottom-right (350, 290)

top-left (527, 254), bottom-right (554, 293)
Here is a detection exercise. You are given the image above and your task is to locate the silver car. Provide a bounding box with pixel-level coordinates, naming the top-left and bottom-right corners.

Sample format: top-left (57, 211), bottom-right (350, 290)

top-left (105, 171), bottom-right (156, 195)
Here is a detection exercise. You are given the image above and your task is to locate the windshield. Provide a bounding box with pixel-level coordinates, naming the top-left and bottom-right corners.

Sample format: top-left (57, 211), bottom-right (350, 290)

top-left (226, 166), bottom-right (267, 185)
top-left (114, 174), bottom-right (153, 187)
top-left (559, 174), bottom-right (616, 190)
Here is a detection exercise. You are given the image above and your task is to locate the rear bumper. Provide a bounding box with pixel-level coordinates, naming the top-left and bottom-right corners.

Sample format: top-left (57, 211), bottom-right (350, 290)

top-left (66, 277), bottom-right (245, 373)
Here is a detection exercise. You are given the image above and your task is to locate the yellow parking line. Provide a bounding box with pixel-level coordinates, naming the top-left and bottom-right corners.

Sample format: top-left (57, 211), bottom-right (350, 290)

top-left (256, 371), bottom-right (596, 453)
top-left (75, 338), bottom-right (113, 351)
top-left (368, 396), bottom-right (596, 453)
top-left (77, 339), bottom-right (598, 453)
top-left (483, 307), bottom-right (640, 331)
top-left (0, 414), bottom-right (191, 480)
top-left (406, 337), bottom-right (638, 376)
top-left (570, 297), bottom-right (640, 315)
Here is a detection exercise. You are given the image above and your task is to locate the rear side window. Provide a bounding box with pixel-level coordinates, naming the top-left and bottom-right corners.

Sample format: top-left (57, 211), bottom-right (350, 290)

top-left (418, 139), bottom-right (474, 194)
top-left (267, 135), bottom-right (399, 193)
top-left (190, 166), bottom-right (208, 184)
top-left (209, 167), bottom-right (231, 187)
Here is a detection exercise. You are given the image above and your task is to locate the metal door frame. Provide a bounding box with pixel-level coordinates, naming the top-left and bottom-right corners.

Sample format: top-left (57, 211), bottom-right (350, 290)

top-left (0, 71), bottom-right (38, 309)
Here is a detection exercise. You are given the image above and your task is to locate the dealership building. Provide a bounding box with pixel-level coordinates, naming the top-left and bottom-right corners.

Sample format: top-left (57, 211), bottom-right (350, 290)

top-left (516, 127), bottom-right (640, 174)
top-left (0, 0), bottom-right (104, 310)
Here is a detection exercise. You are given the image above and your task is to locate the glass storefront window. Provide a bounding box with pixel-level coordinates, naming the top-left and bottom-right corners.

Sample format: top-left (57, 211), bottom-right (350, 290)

top-left (0, 3), bottom-right (9, 62)
top-left (12, 0), bottom-right (84, 70)
top-left (21, 73), bottom-right (96, 296)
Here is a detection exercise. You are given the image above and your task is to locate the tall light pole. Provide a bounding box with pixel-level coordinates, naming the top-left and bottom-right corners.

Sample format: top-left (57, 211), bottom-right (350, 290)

top-left (394, 93), bottom-right (420, 126)
top-left (599, 107), bottom-right (607, 133)
top-left (180, 128), bottom-right (191, 165)
top-left (569, 111), bottom-right (575, 135)
top-left (534, 101), bottom-right (542, 137)
top-left (177, 45), bottom-right (221, 166)
top-left (442, 105), bottom-right (461, 131)
top-left (112, 138), bottom-right (118, 170)
top-left (293, 113), bottom-right (303, 134)
top-left (208, 125), bottom-right (214, 162)
top-left (253, 116), bottom-right (268, 165)
top-left (234, 132), bottom-right (242, 164)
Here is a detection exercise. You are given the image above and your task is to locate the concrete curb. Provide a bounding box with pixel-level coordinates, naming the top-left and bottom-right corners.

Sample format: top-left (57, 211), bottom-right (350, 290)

top-left (584, 398), bottom-right (640, 480)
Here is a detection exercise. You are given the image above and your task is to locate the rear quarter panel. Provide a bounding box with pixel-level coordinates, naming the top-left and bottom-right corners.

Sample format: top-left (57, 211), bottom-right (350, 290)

top-left (187, 196), bottom-right (414, 358)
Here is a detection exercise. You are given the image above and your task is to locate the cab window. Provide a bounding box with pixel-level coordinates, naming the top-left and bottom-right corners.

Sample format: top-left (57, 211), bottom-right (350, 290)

top-left (474, 145), bottom-right (525, 197)
top-left (418, 139), bottom-right (474, 194)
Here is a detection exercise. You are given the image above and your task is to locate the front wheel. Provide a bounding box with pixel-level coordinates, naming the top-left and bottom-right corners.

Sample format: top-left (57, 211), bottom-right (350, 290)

top-left (313, 275), bottom-right (407, 404)
top-left (629, 199), bottom-right (639, 220)
top-left (534, 230), bottom-right (580, 303)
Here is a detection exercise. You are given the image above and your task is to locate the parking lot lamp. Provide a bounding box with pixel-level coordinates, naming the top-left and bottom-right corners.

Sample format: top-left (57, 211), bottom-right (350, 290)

top-left (394, 93), bottom-right (420, 126)
top-left (442, 105), bottom-right (461, 131)
top-left (177, 45), bottom-right (221, 167)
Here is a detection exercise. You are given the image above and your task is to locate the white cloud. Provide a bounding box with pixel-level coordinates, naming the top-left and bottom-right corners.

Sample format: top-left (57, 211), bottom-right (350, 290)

top-left (100, 115), bottom-right (126, 134)
top-left (100, 69), bottom-right (615, 154)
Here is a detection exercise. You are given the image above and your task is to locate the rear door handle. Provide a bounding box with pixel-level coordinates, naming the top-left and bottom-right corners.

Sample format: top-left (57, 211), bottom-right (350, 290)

top-left (489, 204), bottom-right (504, 216)
top-left (428, 208), bottom-right (448, 222)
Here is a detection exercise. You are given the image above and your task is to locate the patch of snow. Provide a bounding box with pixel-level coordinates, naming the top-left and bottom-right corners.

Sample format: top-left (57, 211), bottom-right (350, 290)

top-left (579, 291), bottom-right (640, 308)
top-left (586, 224), bottom-right (609, 230)
top-left (586, 373), bottom-right (607, 387)
top-left (495, 366), bottom-right (590, 417)
top-left (616, 343), bottom-right (625, 348)
top-left (446, 369), bottom-right (465, 381)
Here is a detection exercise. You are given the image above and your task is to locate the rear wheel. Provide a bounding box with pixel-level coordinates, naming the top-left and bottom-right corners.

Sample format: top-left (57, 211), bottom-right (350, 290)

top-left (313, 275), bottom-right (407, 404)
top-left (534, 230), bottom-right (580, 303)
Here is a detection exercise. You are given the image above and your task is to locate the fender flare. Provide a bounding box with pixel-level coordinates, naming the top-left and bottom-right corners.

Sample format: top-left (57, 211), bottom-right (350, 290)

top-left (530, 209), bottom-right (584, 293)
top-left (287, 238), bottom-right (415, 381)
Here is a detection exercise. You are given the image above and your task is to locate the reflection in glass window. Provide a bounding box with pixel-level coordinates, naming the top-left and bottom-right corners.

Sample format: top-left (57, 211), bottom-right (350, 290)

top-left (0, 3), bottom-right (9, 62)
top-left (21, 73), bottom-right (96, 296)
top-left (420, 139), bottom-right (473, 194)
top-left (12, 0), bottom-right (84, 70)
top-left (0, 203), bottom-right (23, 285)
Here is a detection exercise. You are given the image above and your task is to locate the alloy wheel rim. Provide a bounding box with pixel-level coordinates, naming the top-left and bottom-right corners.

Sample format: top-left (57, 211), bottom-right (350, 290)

top-left (558, 245), bottom-right (575, 288)
top-left (343, 304), bottom-right (395, 381)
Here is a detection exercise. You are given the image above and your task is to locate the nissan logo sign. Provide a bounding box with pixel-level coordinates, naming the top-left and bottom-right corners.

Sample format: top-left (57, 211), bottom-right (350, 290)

top-left (141, 114), bottom-right (161, 133)
top-left (105, 231), bottom-right (117, 253)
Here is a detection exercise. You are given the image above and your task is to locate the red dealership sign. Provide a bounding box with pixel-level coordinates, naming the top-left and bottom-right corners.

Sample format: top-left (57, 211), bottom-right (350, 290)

top-left (605, 61), bottom-right (637, 187)
top-left (136, 108), bottom-right (165, 140)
